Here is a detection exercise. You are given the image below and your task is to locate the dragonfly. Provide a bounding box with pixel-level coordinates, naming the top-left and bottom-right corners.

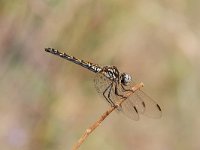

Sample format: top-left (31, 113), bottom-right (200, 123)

top-left (45, 48), bottom-right (162, 121)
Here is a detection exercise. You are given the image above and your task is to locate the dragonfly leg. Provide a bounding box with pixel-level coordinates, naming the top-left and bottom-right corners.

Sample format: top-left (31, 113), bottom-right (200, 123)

top-left (114, 83), bottom-right (127, 99)
top-left (103, 83), bottom-right (115, 107)
top-left (121, 84), bottom-right (133, 92)
top-left (107, 83), bottom-right (116, 107)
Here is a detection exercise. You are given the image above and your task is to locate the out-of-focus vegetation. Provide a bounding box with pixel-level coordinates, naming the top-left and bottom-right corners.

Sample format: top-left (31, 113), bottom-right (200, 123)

top-left (0, 0), bottom-right (200, 150)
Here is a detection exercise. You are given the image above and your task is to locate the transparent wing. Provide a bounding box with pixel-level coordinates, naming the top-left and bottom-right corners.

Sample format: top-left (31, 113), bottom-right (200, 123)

top-left (134, 90), bottom-right (162, 118)
top-left (120, 95), bottom-right (140, 121)
top-left (120, 89), bottom-right (162, 120)
top-left (94, 73), bottom-right (162, 120)
top-left (94, 72), bottom-right (112, 93)
top-left (94, 72), bottom-right (125, 104)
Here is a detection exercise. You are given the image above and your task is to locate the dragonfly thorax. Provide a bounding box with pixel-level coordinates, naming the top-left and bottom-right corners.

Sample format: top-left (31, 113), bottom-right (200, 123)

top-left (101, 66), bottom-right (120, 81)
top-left (120, 73), bottom-right (132, 86)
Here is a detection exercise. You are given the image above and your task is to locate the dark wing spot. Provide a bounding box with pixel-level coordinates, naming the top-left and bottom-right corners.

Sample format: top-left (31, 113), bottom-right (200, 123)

top-left (134, 106), bottom-right (138, 114)
top-left (156, 104), bottom-right (161, 111)
top-left (142, 101), bottom-right (146, 108)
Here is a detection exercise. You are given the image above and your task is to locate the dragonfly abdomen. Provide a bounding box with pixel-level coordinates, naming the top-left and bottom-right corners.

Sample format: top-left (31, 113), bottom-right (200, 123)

top-left (45, 48), bottom-right (102, 73)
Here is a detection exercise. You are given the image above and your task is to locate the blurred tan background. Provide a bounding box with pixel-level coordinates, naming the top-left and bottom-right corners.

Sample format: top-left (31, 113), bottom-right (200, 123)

top-left (1, 0), bottom-right (200, 150)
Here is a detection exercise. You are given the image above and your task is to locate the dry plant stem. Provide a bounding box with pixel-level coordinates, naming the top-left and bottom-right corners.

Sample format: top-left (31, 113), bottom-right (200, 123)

top-left (71, 82), bottom-right (144, 150)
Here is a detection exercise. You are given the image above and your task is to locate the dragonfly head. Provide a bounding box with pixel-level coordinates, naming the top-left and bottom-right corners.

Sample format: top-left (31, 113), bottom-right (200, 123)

top-left (120, 73), bottom-right (132, 86)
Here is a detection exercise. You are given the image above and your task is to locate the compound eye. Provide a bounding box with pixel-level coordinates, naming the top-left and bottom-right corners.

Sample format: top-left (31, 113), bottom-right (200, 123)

top-left (121, 73), bottom-right (132, 86)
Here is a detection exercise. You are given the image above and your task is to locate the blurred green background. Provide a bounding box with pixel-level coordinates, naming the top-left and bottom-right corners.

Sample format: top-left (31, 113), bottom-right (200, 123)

top-left (1, 0), bottom-right (200, 150)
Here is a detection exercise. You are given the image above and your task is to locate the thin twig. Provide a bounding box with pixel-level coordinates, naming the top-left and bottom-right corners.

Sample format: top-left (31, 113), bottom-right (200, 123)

top-left (71, 82), bottom-right (144, 150)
